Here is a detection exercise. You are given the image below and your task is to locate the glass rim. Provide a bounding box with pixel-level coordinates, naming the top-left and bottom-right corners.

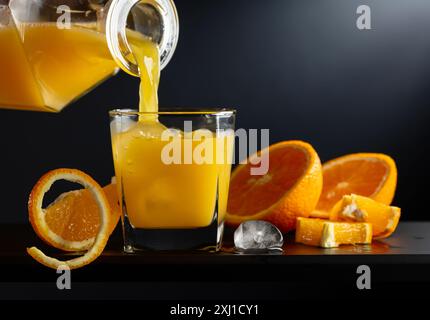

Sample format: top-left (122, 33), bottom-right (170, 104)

top-left (109, 108), bottom-right (236, 116)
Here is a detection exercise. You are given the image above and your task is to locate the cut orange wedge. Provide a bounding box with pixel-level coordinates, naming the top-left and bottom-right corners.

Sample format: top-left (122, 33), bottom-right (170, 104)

top-left (295, 217), bottom-right (372, 248)
top-left (316, 153), bottom-right (397, 216)
top-left (308, 210), bottom-right (330, 219)
top-left (330, 194), bottom-right (401, 239)
top-left (27, 169), bottom-right (112, 270)
top-left (226, 140), bottom-right (323, 232)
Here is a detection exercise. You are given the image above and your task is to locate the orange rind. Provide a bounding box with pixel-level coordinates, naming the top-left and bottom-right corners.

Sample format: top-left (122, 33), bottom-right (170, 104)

top-left (27, 169), bottom-right (112, 270)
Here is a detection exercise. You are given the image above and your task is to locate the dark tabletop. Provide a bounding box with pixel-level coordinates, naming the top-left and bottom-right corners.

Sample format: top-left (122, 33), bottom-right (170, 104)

top-left (1, 222), bottom-right (429, 300)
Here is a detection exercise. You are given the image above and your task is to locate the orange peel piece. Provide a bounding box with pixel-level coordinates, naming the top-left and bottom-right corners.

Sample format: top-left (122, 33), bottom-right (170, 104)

top-left (27, 169), bottom-right (111, 270)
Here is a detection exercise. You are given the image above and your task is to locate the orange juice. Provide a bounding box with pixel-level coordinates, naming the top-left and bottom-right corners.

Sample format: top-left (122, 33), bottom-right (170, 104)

top-left (115, 126), bottom-right (234, 228)
top-left (0, 26), bottom-right (45, 110)
top-left (111, 36), bottom-right (234, 229)
top-left (0, 23), bottom-right (117, 111)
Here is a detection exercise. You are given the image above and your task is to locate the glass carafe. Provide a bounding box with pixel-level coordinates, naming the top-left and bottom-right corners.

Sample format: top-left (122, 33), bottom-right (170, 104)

top-left (0, 0), bottom-right (178, 112)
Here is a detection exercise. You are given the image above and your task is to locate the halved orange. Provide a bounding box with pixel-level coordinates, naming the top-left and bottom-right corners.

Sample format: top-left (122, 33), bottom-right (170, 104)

top-left (295, 217), bottom-right (372, 248)
top-left (226, 140), bottom-right (323, 233)
top-left (27, 169), bottom-right (113, 270)
top-left (316, 153), bottom-right (397, 214)
top-left (330, 194), bottom-right (401, 239)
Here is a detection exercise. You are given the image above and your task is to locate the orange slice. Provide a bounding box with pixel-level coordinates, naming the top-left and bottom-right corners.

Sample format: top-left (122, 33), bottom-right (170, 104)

top-left (27, 169), bottom-right (112, 269)
top-left (330, 194), bottom-right (401, 239)
top-left (38, 182), bottom-right (120, 252)
top-left (295, 217), bottom-right (372, 248)
top-left (226, 140), bottom-right (323, 232)
top-left (316, 153), bottom-right (397, 215)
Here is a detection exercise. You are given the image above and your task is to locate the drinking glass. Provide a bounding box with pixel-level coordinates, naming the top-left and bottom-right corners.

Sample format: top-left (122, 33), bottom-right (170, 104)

top-left (109, 109), bottom-right (236, 251)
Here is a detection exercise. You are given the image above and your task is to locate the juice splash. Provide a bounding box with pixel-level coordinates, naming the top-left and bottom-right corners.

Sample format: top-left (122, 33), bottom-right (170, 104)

top-left (112, 35), bottom-right (234, 229)
top-left (0, 23), bottom-right (117, 111)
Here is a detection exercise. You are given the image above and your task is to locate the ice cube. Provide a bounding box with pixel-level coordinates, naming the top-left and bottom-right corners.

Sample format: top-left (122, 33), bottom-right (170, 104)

top-left (234, 220), bottom-right (283, 251)
top-left (110, 116), bottom-right (136, 135)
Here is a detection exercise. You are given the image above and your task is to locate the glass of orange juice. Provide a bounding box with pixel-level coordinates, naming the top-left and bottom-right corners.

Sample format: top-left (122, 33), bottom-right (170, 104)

top-left (110, 109), bottom-right (236, 252)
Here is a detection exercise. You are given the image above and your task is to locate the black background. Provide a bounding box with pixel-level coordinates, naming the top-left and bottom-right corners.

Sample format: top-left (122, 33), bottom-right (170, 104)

top-left (1, 0), bottom-right (429, 223)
